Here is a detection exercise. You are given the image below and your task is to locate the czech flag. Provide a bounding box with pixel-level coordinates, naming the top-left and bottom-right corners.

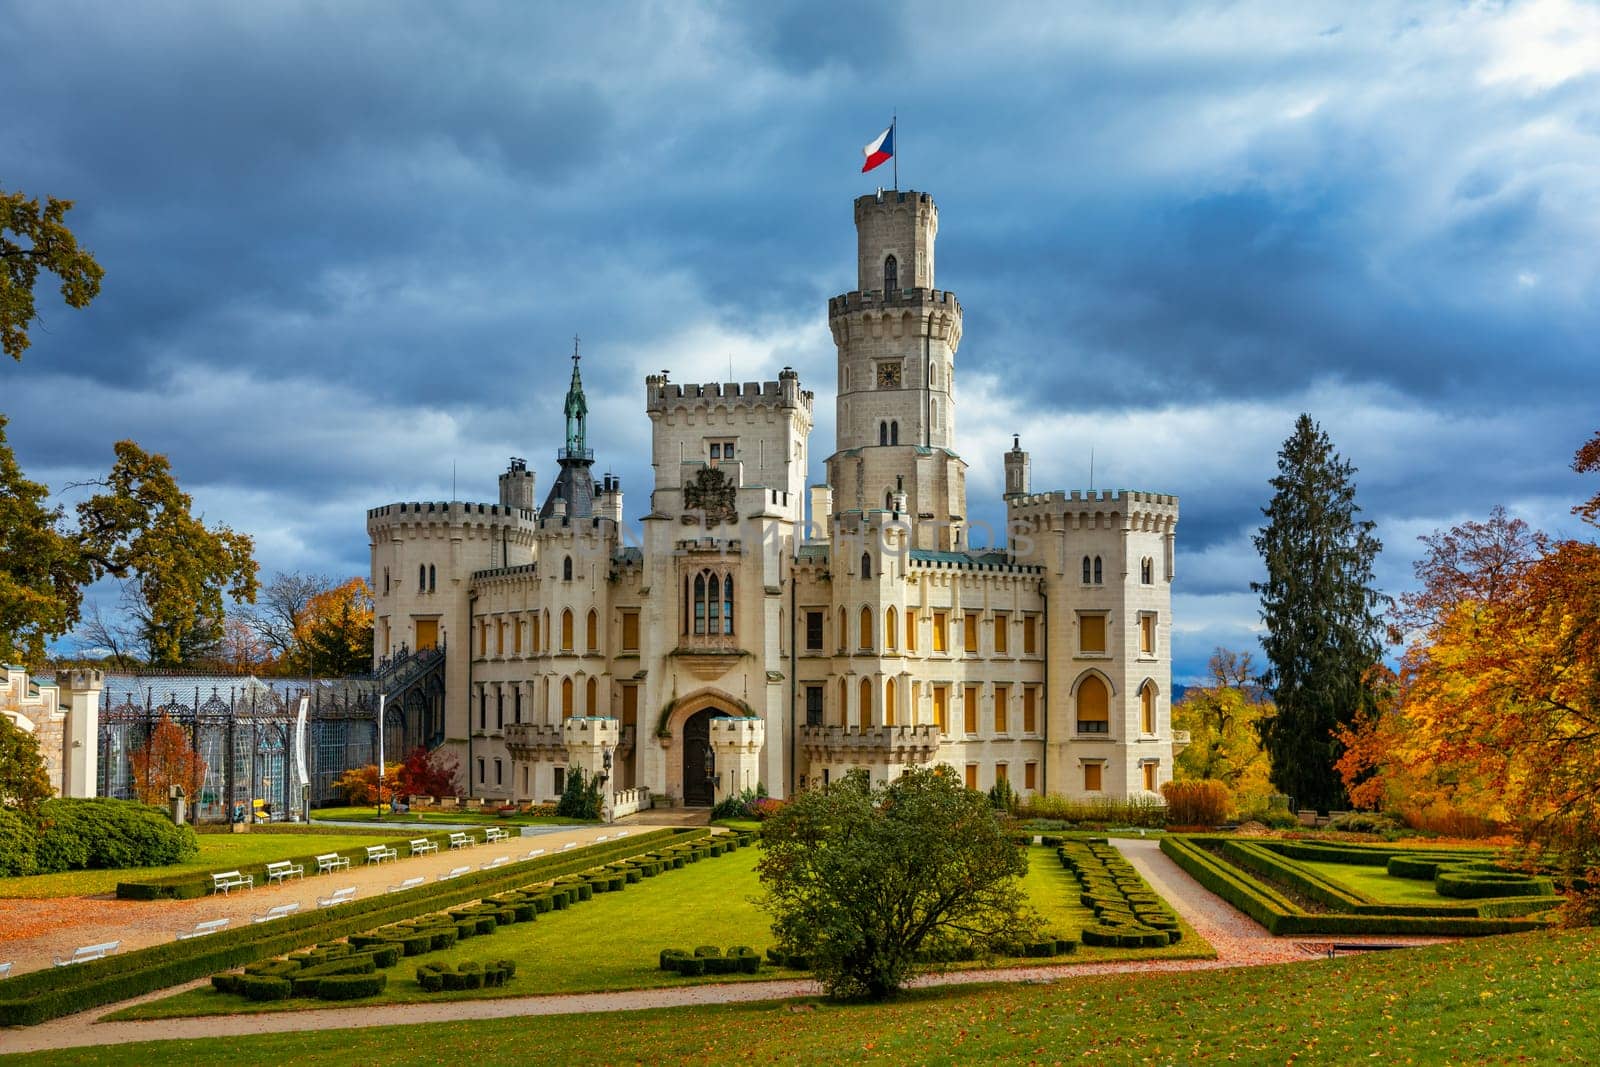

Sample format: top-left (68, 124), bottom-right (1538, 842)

top-left (861, 124), bottom-right (894, 173)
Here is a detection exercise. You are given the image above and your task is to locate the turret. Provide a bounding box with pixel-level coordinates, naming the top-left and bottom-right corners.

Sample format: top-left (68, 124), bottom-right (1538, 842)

top-left (1004, 435), bottom-right (1031, 500)
top-left (499, 457), bottom-right (536, 510)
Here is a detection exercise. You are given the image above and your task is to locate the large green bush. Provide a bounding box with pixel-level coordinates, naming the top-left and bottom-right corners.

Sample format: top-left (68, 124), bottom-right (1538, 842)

top-left (0, 797), bottom-right (197, 875)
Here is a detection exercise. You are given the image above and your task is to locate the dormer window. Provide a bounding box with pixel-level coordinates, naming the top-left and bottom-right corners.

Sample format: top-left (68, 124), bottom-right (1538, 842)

top-left (883, 254), bottom-right (898, 292)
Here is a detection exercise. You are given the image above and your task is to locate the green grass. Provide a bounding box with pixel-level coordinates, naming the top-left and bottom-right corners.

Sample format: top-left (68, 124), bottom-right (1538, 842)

top-left (1297, 859), bottom-right (1457, 906)
top-left (0, 833), bottom-right (419, 898)
top-left (23, 927), bottom-right (1600, 1065)
top-left (310, 807), bottom-right (592, 826)
top-left (110, 845), bottom-right (1208, 1020)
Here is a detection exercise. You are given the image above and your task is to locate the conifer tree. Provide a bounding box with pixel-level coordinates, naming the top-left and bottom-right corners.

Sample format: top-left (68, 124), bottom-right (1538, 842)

top-left (1251, 414), bottom-right (1384, 811)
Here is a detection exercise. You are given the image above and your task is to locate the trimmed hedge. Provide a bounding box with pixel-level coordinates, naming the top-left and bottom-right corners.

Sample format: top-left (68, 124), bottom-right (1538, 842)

top-left (659, 945), bottom-right (762, 976)
top-left (1161, 836), bottom-right (1552, 937)
top-left (1057, 841), bottom-right (1181, 949)
top-left (116, 829), bottom-right (462, 900)
top-left (415, 959), bottom-right (515, 992)
top-left (316, 972), bottom-right (388, 1000)
top-left (0, 827), bottom-right (703, 1026)
top-left (3, 798), bottom-right (199, 877)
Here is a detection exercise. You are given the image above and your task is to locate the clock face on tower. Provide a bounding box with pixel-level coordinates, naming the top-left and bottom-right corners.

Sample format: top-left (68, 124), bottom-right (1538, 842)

top-left (876, 361), bottom-right (902, 388)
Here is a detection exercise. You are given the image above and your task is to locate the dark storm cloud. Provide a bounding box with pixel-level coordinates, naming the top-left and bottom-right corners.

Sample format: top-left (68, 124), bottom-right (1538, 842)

top-left (4, 1), bottom-right (1597, 682)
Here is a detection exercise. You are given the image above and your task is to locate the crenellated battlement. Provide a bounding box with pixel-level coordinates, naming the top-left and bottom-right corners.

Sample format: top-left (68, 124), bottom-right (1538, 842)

top-left (1006, 488), bottom-right (1180, 532)
top-left (367, 500), bottom-right (538, 525)
top-left (827, 287), bottom-right (962, 318)
top-left (645, 367), bottom-right (813, 416)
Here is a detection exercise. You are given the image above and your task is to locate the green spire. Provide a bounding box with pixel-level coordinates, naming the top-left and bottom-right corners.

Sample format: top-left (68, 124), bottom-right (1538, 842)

top-left (564, 335), bottom-right (588, 455)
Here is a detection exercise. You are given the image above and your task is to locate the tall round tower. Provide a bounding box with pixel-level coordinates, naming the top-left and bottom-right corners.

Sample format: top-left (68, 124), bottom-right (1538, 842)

top-left (825, 190), bottom-right (966, 549)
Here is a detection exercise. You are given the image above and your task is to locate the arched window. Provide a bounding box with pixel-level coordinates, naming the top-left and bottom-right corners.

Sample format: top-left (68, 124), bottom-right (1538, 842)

top-left (885, 606), bottom-right (898, 650)
top-left (561, 609), bottom-right (574, 651)
top-left (586, 677), bottom-right (598, 717)
top-left (860, 677), bottom-right (873, 731)
top-left (419, 564), bottom-right (427, 591)
top-left (838, 677), bottom-right (849, 727)
top-left (1077, 675), bottom-right (1110, 734)
top-left (689, 569), bottom-right (733, 638)
top-left (693, 573), bottom-right (707, 635)
top-left (563, 556), bottom-right (573, 581)
top-left (1140, 681), bottom-right (1156, 734)
top-left (885, 677), bottom-right (897, 727)
top-left (428, 564), bottom-right (436, 593)
top-left (1081, 556), bottom-right (1092, 584)
top-left (560, 677), bottom-right (574, 719)
top-left (885, 490), bottom-right (896, 511)
top-left (883, 254), bottom-right (898, 292)
top-left (1141, 557), bottom-right (1154, 585)
top-left (1094, 556), bottom-right (1103, 584)
top-left (890, 421), bottom-right (899, 445)
top-left (861, 552), bottom-right (872, 579)
top-left (859, 606), bottom-right (873, 651)
top-left (586, 609), bottom-right (598, 651)
top-left (722, 574), bottom-right (734, 635)
top-left (879, 421), bottom-right (889, 446)
top-left (838, 607), bottom-right (848, 653)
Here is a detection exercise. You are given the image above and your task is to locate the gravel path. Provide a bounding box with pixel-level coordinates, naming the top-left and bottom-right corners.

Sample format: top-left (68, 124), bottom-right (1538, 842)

top-left (0, 834), bottom-right (1461, 1055)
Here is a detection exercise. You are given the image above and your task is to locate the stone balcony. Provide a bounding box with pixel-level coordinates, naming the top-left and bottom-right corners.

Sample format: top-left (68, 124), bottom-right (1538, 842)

top-left (798, 724), bottom-right (941, 766)
top-left (504, 722), bottom-right (636, 762)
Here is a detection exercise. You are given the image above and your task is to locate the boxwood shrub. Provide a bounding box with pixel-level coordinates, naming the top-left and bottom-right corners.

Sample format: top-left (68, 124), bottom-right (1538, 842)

top-left (316, 972), bottom-right (388, 1000)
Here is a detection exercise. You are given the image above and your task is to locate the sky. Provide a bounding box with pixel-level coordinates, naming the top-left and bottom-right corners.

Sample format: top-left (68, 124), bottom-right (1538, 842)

top-left (4, 0), bottom-right (1597, 685)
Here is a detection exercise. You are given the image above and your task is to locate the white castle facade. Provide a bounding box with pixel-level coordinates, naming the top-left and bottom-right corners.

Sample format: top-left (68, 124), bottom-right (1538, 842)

top-left (367, 190), bottom-right (1180, 809)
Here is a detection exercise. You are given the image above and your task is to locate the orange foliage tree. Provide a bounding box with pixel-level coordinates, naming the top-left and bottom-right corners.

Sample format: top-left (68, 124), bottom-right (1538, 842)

top-left (1338, 435), bottom-right (1600, 919)
top-left (129, 712), bottom-right (207, 805)
top-left (293, 577), bottom-right (373, 677)
top-left (331, 761), bottom-right (401, 805)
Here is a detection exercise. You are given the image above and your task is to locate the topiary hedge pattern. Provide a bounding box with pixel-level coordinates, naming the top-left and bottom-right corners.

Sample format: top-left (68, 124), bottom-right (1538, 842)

top-left (1057, 841), bottom-right (1182, 948)
top-left (415, 959), bottom-right (516, 991)
top-left (658, 945), bottom-right (762, 976)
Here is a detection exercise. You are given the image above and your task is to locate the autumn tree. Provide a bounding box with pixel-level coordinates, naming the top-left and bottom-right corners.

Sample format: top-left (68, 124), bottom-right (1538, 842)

top-left (397, 745), bottom-right (460, 798)
top-left (332, 762), bottom-right (401, 805)
top-left (129, 713), bottom-right (207, 806)
top-left (1172, 648), bottom-right (1275, 814)
top-left (245, 572), bottom-right (334, 665)
top-left (1, 187), bottom-right (104, 361)
top-left (758, 766), bottom-right (1040, 1000)
top-left (0, 416), bottom-right (89, 665)
top-left (1252, 414), bottom-right (1385, 811)
top-left (0, 714), bottom-right (54, 810)
top-left (293, 577), bottom-right (374, 676)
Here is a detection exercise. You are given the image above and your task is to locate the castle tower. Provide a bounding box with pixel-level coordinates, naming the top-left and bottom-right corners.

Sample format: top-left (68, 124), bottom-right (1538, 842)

top-left (1004, 436), bottom-right (1031, 500)
top-left (825, 190), bottom-right (966, 549)
top-left (540, 344), bottom-right (598, 520)
top-left (499, 457), bottom-right (536, 510)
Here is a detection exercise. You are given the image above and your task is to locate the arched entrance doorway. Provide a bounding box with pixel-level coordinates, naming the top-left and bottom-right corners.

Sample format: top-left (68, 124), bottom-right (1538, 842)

top-left (682, 708), bottom-right (725, 807)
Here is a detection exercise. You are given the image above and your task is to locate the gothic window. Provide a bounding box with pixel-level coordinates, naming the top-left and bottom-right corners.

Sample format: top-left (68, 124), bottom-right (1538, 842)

top-left (689, 569), bottom-right (734, 637)
top-left (428, 564), bottom-right (436, 592)
top-left (1141, 557), bottom-right (1154, 584)
top-left (1094, 556), bottom-right (1103, 584)
top-left (419, 564), bottom-right (426, 591)
top-left (838, 677), bottom-right (849, 727)
top-left (563, 556), bottom-right (573, 581)
top-left (1077, 674), bottom-right (1110, 734)
top-left (880, 422), bottom-right (888, 446)
top-left (1140, 681), bottom-right (1156, 734)
top-left (883, 254), bottom-right (897, 292)
top-left (890, 421), bottom-right (899, 445)
top-left (885, 677), bottom-right (897, 727)
top-left (859, 606), bottom-right (873, 651)
top-left (561, 609), bottom-right (574, 651)
top-left (885, 606), bottom-right (898, 651)
top-left (861, 552), bottom-right (872, 579)
top-left (860, 677), bottom-right (873, 730)
top-left (586, 677), bottom-right (598, 716)
top-left (723, 574), bottom-right (734, 635)
top-left (561, 677), bottom-right (573, 719)
top-left (1081, 556), bottom-right (1091, 584)
top-left (885, 490), bottom-right (895, 511)
top-left (838, 606), bottom-right (847, 653)
top-left (586, 609), bottom-right (599, 651)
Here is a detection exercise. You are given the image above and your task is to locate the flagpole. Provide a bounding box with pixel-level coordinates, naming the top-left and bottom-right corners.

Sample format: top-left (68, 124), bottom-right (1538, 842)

top-left (892, 111), bottom-right (898, 191)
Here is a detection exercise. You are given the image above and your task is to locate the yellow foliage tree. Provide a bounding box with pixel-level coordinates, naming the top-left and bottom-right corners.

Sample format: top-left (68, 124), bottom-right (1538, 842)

top-left (129, 713), bottom-right (207, 806)
top-left (331, 761), bottom-right (402, 806)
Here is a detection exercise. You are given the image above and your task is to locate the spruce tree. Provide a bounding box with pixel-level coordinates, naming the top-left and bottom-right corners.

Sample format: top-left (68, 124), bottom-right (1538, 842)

top-left (1251, 414), bottom-right (1384, 811)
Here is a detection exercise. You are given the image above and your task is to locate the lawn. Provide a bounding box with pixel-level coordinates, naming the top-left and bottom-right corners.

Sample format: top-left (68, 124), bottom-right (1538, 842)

top-left (311, 807), bottom-right (592, 826)
top-left (1297, 859), bottom-right (1457, 906)
top-left (27, 926), bottom-right (1600, 1065)
top-left (0, 832), bottom-right (422, 899)
top-left (111, 844), bottom-right (1209, 1019)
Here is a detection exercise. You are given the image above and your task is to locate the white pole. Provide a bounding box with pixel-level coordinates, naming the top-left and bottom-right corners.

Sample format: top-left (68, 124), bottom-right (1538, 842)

top-left (377, 693), bottom-right (386, 811)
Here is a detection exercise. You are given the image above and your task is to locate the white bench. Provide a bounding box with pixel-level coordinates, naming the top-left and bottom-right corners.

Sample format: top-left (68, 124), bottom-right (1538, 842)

top-left (252, 902), bottom-right (300, 924)
top-left (211, 870), bottom-right (253, 895)
top-left (594, 834), bottom-right (608, 842)
top-left (388, 876), bottom-right (426, 893)
top-left (265, 859), bottom-right (304, 884)
top-left (409, 837), bottom-right (438, 855)
top-left (615, 830), bottom-right (629, 838)
top-left (176, 918), bottom-right (230, 941)
top-left (438, 865), bottom-right (471, 881)
top-left (365, 844), bottom-right (399, 865)
top-left (448, 832), bottom-right (475, 850)
top-left (481, 855), bottom-right (510, 871)
top-left (315, 852), bottom-right (351, 875)
top-left (525, 847), bottom-right (547, 860)
top-left (317, 887), bottom-right (357, 908)
top-left (562, 841), bottom-right (577, 851)
top-left (484, 827), bottom-right (511, 843)
top-left (54, 941), bottom-right (120, 967)
top-left (0, 962), bottom-right (12, 980)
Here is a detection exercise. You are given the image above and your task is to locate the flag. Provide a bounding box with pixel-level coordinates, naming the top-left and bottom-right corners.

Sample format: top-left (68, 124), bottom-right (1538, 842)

top-left (861, 124), bottom-right (894, 173)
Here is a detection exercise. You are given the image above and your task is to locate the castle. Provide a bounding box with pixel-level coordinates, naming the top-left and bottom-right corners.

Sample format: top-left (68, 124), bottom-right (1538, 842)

top-left (367, 190), bottom-right (1180, 810)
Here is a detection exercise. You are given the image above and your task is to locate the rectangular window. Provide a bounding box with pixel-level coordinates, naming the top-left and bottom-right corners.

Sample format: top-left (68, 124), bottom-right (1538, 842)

top-left (477, 757), bottom-right (485, 785)
top-left (496, 689), bottom-right (504, 731)
top-left (478, 691), bottom-right (486, 731)
top-left (1023, 615), bottom-right (1038, 655)
top-left (1143, 763), bottom-right (1157, 792)
top-left (993, 684), bottom-right (1009, 734)
top-left (531, 617), bottom-right (541, 653)
top-left (905, 610), bottom-right (916, 652)
top-left (621, 611), bottom-right (640, 652)
top-left (1080, 613), bottom-right (1107, 654)
top-left (621, 684), bottom-right (638, 727)
top-left (1140, 613), bottom-right (1156, 655)
top-left (933, 686), bottom-right (949, 733)
top-left (963, 614), bottom-right (978, 654)
top-left (553, 767), bottom-right (565, 795)
top-left (995, 762), bottom-right (1008, 783)
top-left (963, 686), bottom-right (978, 734)
top-left (993, 613), bottom-right (1009, 655)
top-left (496, 620), bottom-right (504, 656)
top-left (513, 620), bottom-right (522, 655)
top-left (805, 685), bottom-right (824, 726)
top-left (964, 764), bottom-right (978, 791)
top-left (495, 758), bottom-right (503, 786)
top-left (478, 622), bottom-right (487, 657)
top-left (1024, 761), bottom-right (1037, 791)
top-left (1023, 687), bottom-right (1038, 734)
top-left (805, 610), bottom-right (824, 651)
top-left (932, 612), bottom-right (947, 652)
top-left (710, 443), bottom-right (721, 459)
top-left (1085, 763), bottom-right (1103, 792)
